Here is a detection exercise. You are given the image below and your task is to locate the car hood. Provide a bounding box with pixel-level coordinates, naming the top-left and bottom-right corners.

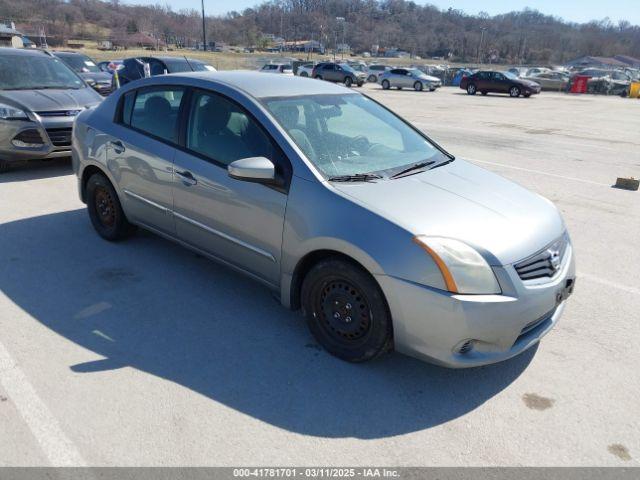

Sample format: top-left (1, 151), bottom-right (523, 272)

top-left (331, 159), bottom-right (564, 266)
top-left (0, 88), bottom-right (102, 113)
top-left (520, 79), bottom-right (541, 87)
top-left (418, 74), bottom-right (440, 82)
top-left (80, 71), bottom-right (112, 83)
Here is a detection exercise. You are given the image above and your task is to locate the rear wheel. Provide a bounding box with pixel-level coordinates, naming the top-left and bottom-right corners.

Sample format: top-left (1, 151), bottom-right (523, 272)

top-left (414, 81), bottom-right (423, 91)
top-left (381, 79), bottom-right (390, 90)
top-left (344, 76), bottom-right (353, 87)
top-left (314, 74), bottom-right (323, 80)
top-left (509, 86), bottom-right (521, 97)
top-left (301, 258), bottom-right (393, 362)
top-left (86, 172), bottom-right (136, 241)
top-left (467, 83), bottom-right (477, 95)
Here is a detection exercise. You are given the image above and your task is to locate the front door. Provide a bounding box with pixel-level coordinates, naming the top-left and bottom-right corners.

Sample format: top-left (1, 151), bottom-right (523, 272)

top-left (106, 86), bottom-right (185, 235)
top-left (172, 89), bottom-right (289, 286)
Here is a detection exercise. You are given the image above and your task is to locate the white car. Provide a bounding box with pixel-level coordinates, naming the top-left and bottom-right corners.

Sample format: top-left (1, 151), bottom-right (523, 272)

top-left (296, 63), bottom-right (315, 77)
top-left (260, 63), bottom-right (294, 75)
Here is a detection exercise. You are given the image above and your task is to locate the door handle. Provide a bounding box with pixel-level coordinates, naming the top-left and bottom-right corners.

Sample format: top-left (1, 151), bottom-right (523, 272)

top-left (109, 140), bottom-right (126, 154)
top-left (175, 170), bottom-right (197, 186)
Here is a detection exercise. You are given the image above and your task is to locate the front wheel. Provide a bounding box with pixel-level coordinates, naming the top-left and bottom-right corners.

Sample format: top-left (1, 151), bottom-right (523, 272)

top-left (367, 74), bottom-right (377, 83)
top-left (344, 76), bottom-right (353, 87)
top-left (467, 83), bottom-right (477, 95)
top-left (509, 86), bottom-right (521, 97)
top-left (381, 79), bottom-right (390, 90)
top-left (301, 258), bottom-right (393, 362)
top-left (86, 172), bottom-right (136, 241)
top-left (414, 81), bottom-right (423, 91)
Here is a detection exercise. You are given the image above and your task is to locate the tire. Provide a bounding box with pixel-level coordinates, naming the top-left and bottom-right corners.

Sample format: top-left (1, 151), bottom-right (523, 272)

top-left (524, 92), bottom-right (531, 98)
top-left (381, 79), bottom-right (390, 90)
top-left (481, 91), bottom-right (488, 96)
top-left (344, 76), bottom-right (353, 87)
top-left (367, 74), bottom-right (377, 83)
top-left (414, 81), bottom-right (423, 91)
top-left (301, 258), bottom-right (393, 362)
top-left (429, 87), bottom-right (436, 92)
top-left (509, 86), bottom-right (521, 97)
top-left (397, 86), bottom-right (402, 90)
top-left (300, 71), bottom-right (308, 77)
top-left (86, 172), bottom-right (136, 241)
top-left (467, 83), bottom-right (477, 95)
top-left (314, 74), bottom-right (323, 80)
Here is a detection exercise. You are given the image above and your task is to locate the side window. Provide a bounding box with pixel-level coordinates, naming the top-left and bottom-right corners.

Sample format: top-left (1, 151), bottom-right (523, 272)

top-left (128, 87), bottom-right (184, 143)
top-left (493, 73), bottom-right (505, 81)
top-left (186, 91), bottom-right (274, 166)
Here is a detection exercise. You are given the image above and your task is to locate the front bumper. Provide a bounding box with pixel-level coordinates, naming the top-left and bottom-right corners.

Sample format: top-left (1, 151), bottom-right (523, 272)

top-left (0, 116), bottom-right (74, 163)
top-left (377, 242), bottom-right (576, 368)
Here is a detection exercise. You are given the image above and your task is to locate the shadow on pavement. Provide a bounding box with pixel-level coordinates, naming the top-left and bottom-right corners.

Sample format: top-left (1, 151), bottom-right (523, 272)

top-left (0, 209), bottom-right (535, 439)
top-left (0, 158), bottom-right (72, 183)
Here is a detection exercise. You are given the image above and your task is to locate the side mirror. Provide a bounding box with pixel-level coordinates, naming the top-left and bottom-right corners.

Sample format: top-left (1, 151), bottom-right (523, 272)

top-left (228, 157), bottom-right (275, 183)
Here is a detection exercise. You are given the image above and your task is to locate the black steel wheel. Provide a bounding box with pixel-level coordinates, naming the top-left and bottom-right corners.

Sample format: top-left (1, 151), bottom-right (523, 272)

top-left (86, 172), bottom-right (136, 241)
top-left (301, 258), bottom-right (393, 362)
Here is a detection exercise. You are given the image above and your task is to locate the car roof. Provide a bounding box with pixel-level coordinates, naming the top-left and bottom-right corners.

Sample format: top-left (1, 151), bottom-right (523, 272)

top-left (52, 51), bottom-right (87, 57)
top-left (0, 47), bottom-right (51, 57)
top-left (160, 70), bottom-right (350, 99)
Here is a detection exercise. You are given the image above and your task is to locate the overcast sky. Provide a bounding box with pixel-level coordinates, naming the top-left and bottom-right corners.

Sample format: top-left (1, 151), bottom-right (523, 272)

top-left (126, 0), bottom-right (639, 25)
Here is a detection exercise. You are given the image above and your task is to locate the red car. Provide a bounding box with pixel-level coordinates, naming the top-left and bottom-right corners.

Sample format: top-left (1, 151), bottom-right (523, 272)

top-left (460, 71), bottom-right (541, 98)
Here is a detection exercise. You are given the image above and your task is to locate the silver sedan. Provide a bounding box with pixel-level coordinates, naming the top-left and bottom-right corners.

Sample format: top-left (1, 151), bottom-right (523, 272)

top-left (379, 68), bottom-right (442, 91)
top-left (73, 71), bottom-right (575, 367)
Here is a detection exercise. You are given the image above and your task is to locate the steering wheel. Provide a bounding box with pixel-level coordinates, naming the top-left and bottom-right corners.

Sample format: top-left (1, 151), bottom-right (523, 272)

top-left (349, 135), bottom-right (371, 154)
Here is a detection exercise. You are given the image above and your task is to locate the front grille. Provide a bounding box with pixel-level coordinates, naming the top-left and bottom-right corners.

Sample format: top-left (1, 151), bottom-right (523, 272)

top-left (514, 234), bottom-right (569, 281)
top-left (36, 110), bottom-right (82, 117)
top-left (46, 128), bottom-right (73, 147)
top-left (13, 129), bottom-right (44, 145)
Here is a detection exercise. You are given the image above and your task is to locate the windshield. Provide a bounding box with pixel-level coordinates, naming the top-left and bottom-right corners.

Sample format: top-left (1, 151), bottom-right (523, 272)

top-left (408, 68), bottom-right (424, 76)
top-left (264, 93), bottom-right (450, 178)
top-left (339, 64), bottom-right (355, 73)
top-left (57, 54), bottom-right (100, 73)
top-left (503, 71), bottom-right (519, 80)
top-left (0, 55), bottom-right (85, 90)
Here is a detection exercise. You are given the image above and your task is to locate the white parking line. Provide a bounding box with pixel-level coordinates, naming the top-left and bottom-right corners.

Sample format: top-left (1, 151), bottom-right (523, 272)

top-left (467, 158), bottom-right (611, 187)
top-left (579, 272), bottom-right (640, 296)
top-left (0, 340), bottom-right (86, 466)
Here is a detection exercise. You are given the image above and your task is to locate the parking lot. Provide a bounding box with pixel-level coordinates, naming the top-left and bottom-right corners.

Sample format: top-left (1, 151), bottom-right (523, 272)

top-left (0, 85), bottom-right (638, 466)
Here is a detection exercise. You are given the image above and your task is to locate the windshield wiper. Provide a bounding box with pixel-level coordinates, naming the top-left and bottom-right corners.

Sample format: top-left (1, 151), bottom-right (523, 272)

top-left (390, 161), bottom-right (435, 179)
top-left (328, 173), bottom-right (382, 183)
top-left (429, 158), bottom-right (455, 170)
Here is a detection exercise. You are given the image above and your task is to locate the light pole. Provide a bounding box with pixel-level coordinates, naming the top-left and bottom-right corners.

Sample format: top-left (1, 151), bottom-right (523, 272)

top-left (336, 17), bottom-right (345, 60)
top-left (201, 0), bottom-right (207, 51)
top-left (477, 27), bottom-right (486, 64)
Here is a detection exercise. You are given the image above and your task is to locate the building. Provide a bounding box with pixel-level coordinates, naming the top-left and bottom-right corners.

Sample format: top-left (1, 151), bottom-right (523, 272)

top-left (565, 56), bottom-right (630, 69)
top-left (613, 55), bottom-right (640, 68)
top-left (0, 21), bottom-right (23, 47)
top-left (281, 40), bottom-right (324, 54)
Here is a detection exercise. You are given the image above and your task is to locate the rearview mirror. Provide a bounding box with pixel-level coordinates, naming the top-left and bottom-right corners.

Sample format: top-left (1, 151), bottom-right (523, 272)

top-left (228, 157), bottom-right (275, 183)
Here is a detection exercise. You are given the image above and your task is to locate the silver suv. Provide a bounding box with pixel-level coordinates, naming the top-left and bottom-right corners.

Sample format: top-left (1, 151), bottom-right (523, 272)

top-left (0, 48), bottom-right (102, 172)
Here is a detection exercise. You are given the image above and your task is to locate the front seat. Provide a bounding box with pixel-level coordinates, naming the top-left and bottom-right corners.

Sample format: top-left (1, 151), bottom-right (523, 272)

top-left (273, 105), bottom-right (316, 161)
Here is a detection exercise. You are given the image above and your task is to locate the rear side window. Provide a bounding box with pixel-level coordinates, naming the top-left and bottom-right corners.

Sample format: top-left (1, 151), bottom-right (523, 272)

top-left (186, 91), bottom-right (274, 166)
top-left (123, 87), bottom-right (184, 143)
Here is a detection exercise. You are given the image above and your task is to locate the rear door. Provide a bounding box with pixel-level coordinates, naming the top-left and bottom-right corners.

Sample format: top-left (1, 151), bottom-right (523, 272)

top-left (171, 88), bottom-right (290, 286)
top-left (106, 86), bottom-right (186, 235)
top-left (491, 72), bottom-right (510, 93)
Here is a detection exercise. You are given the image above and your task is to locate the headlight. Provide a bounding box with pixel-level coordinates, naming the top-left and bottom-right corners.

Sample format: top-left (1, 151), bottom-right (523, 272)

top-left (413, 236), bottom-right (501, 294)
top-left (0, 103), bottom-right (28, 121)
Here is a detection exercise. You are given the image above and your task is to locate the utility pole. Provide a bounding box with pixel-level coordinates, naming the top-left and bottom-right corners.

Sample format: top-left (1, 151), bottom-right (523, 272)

top-left (201, 0), bottom-right (207, 51)
top-left (477, 27), bottom-right (486, 64)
